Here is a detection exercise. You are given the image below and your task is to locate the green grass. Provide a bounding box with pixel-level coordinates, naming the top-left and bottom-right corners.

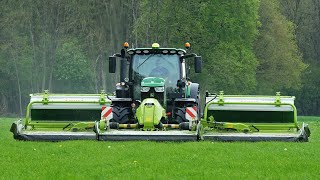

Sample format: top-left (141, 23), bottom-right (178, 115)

top-left (0, 117), bottom-right (319, 179)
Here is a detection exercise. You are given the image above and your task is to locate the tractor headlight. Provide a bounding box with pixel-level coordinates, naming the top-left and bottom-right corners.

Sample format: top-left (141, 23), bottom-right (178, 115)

top-left (141, 87), bottom-right (150, 92)
top-left (154, 87), bottom-right (165, 92)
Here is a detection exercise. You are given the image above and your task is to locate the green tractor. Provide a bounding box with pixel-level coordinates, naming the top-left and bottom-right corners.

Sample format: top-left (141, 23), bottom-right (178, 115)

top-left (10, 43), bottom-right (310, 141)
top-left (94, 43), bottom-right (203, 140)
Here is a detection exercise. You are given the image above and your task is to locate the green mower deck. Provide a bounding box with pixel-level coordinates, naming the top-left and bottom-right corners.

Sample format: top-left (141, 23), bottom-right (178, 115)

top-left (10, 91), bottom-right (310, 142)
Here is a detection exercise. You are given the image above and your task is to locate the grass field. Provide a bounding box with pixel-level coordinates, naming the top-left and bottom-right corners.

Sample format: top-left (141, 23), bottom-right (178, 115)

top-left (0, 117), bottom-right (319, 179)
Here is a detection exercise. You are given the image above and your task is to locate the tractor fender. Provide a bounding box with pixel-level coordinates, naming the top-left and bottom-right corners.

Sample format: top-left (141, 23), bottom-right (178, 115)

top-left (189, 83), bottom-right (202, 117)
top-left (189, 83), bottom-right (200, 101)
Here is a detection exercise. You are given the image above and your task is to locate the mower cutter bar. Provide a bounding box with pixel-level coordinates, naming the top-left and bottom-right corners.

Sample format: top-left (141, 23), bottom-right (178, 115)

top-left (12, 131), bottom-right (96, 141)
top-left (96, 130), bottom-right (198, 141)
top-left (10, 121), bottom-right (96, 141)
top-left (202, 123), bottom-right (310, 142)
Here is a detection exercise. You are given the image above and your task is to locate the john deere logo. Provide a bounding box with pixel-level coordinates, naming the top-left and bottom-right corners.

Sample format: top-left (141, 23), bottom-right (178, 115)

top-left (150, 93), bottom-right (154, 97)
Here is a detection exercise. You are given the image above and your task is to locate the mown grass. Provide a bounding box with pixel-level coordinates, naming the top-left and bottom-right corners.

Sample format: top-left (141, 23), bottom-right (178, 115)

top-left (0, 117), bottom-right (319, 179)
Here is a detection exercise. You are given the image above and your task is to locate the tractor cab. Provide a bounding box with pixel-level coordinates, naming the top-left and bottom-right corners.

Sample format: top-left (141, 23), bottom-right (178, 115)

top-left (108, 43), bottom-right (202, 126)
top-left (109, 43), bottom-right (202, 106)
top-left (131, 51), bottom-right (183, 101)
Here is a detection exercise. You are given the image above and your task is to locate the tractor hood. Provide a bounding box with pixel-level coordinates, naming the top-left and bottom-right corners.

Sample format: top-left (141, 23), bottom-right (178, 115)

top-left (141, 77), bottom-right (165, 87)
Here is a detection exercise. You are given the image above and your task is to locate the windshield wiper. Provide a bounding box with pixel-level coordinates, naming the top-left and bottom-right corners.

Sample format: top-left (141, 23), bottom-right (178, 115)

top-left (136, 54), bottom-right (155, 69)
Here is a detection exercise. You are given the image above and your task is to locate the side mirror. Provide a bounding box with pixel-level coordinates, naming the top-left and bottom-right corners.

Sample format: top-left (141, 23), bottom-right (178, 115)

top-left (109, 56), bottom-right (116, 73)
top-left (194, 56), bottom-right (202, 73)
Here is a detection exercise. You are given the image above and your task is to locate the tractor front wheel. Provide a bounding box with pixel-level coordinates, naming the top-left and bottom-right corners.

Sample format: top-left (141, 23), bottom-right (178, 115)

top-left (174, 107), bottom-right (188, 124)
top-left (111, 106), bottom-right (131, 124)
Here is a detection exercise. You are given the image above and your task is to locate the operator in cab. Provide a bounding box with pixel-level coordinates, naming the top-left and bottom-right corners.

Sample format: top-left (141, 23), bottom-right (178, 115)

top-left (149, 59), bottom-right (169, 78)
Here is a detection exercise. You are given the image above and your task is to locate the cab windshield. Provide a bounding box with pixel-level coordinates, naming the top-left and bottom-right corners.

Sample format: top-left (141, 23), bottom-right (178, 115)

top-left (131, 54), bottom-right (181, 99)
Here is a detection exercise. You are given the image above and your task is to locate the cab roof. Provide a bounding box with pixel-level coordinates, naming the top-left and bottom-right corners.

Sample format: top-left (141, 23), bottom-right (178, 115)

top-left (127, 48), bottom-right (186, 56)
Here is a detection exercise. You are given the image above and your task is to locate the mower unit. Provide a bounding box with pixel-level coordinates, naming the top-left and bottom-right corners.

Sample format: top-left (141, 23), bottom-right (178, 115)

top-left (200, 91), bottom-right (310, 141)
top-left (10, 90), bottom-right (111, 141)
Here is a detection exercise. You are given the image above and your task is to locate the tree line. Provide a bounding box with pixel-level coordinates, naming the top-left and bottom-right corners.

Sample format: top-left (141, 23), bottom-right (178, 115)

top-left (0, 0), bottom-right (319, 116)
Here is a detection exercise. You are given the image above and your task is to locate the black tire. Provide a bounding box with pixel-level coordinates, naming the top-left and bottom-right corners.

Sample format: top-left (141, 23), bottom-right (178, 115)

top-left (174, 107), bottom-right (188, 124)
top-left (111, 106), bottom-right (131, 124)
